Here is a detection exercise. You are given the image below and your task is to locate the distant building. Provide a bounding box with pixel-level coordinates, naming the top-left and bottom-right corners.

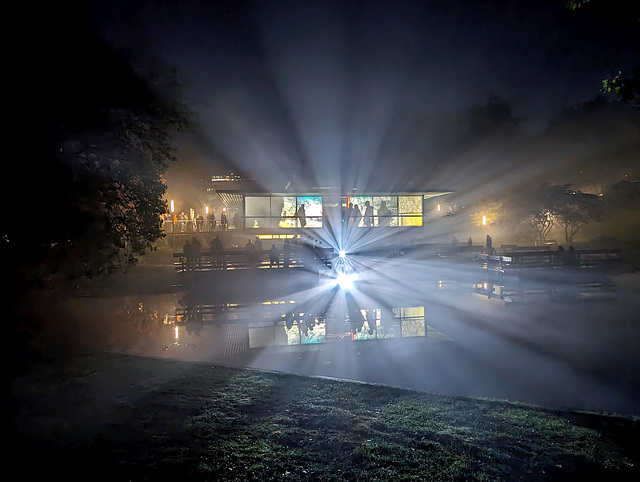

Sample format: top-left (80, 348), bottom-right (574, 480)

top-left (214, 188), bottom-right (455, 247)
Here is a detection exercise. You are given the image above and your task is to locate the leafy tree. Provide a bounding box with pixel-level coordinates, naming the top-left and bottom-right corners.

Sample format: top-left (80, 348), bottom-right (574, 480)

top-left (555, 191), bottom-right (604, 243)
top-left (601, 66), bottom-right (640, 109)
top-left (567, 0), bottom-right (639, 108)
top-left (4, 5), bottom-right (191, 290)
top-left (517, 184), bottom-right (603, 244)
top-left (520, 184), bottom-right (567, 244)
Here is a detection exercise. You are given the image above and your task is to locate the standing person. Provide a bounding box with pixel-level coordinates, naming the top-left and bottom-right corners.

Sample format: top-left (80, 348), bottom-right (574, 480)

top-left (208, 211), bottom-right (216, 231)
top-left (179, 212), bottom-right (188, 232)
top-left (269, 243), bottom-right (280, 267)
top-left (363, 201), bottom-right (374, 227)
top-left (182, 240), bottom-right (193, 271)
top-left (221, 210), bottom-right (228, 230)
top-left (347, 202), bottom-right (355, 227)
top-left (296, 204), bottom-right (307, 228)
top-left (353, 204), bottom-right (362, 228)
top-left (377, 200), bottom-right (392, 227)
top-left (245, 238), bottom-right (256, 267)
top-left (210, 235), bottom-right (224, 269)
top-left (486, 235), bottom-right (493, 255)
top-left (196, 213), bottom-right (204, 232)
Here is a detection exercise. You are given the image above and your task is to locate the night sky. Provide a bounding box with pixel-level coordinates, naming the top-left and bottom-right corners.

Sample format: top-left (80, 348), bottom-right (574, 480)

top-left (90, 0), bottom-right (638, 194)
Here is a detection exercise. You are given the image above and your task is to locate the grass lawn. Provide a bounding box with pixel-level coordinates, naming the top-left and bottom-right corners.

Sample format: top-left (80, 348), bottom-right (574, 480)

top-left (6, 352), bottom-right (639, 481)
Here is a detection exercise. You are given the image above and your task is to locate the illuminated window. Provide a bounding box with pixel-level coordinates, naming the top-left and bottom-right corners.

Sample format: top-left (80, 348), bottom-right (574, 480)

top-left (296, 196), bottom-right (323, 228)
top-left (398, 196), bottom-right (423, 226)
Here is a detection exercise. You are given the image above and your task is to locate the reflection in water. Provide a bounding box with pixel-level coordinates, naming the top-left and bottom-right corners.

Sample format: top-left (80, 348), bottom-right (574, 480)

top-left (173, 292), bottom-right (447, 353)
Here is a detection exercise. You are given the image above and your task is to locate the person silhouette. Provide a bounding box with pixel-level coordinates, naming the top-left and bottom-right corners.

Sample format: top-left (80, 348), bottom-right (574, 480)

top-left (269, 243), bottom-right (280, 267)
top-left (183, 240), bottom-right (193, 271)
top-left (377, 200), bottom-right (392, 227)
top-left (296, 204), bottom-right (307, 228)
top-left (353, 204), bottom-right (362, 227)
top-left (211, 235), bottom-right (224, 269)
top-left (363, 201), bottom-right (374, 227)
top-left (245, 239), bottom-right (256, 267)
top-left (191, 237), bottom-right (202, 268)
top-left (347, 202), bottom-right (355, 227)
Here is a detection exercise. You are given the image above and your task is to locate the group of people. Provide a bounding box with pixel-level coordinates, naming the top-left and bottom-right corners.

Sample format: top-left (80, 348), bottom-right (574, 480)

top-left (205, 210), bottom-right (229, 231)
top-left (243, 236), bottom-right (327, 269)
top-left (182, 235), bottom-right (225, 271)
top-left (182, 237), bottom-right (203, 270)
top-left (181, 233), bottom-right (331, 271)
top-left (344, 200), bottom-right (392, 227)
top-left (556, 245), bottom-right (579, 267)
top-left (165, 210), bottom-right (230, 233)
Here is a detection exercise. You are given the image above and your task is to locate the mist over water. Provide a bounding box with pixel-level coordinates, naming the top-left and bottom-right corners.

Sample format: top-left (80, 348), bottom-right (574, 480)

top-left (71, 250), bottom-right (640, 417)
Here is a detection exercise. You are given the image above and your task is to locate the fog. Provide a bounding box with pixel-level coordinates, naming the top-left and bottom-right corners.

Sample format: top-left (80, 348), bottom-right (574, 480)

top-left (57, 0), bottom-right (640, 417)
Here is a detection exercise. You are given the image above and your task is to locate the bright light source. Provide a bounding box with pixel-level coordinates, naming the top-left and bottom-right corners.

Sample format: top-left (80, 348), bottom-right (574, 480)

top-left (170, 200), bottom-right (175, 213)
top-left (482, 215), bottom-right (486, 226)
top-left (339, 250), bottom-right (346, 258)
top-left (337, 272), bottom-right (357, 290)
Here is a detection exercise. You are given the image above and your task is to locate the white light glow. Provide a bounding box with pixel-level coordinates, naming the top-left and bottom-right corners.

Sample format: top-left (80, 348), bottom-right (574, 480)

top-left (339, 250), bottom-right (346, 258)
top-left (337, 272), bottom-right (357, 290)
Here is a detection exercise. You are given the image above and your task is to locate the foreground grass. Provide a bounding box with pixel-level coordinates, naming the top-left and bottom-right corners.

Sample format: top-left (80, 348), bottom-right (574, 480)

top-left (6, 352), bottom-right (639, 481)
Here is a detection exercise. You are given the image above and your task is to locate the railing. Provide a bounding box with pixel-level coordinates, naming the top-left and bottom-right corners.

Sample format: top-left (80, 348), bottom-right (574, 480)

top-left (173, 246), bottom-right (336, 272)
top-left (162, 214), bottom-right (426, 232)
top-left (162, 220), bottom-right (233, 233)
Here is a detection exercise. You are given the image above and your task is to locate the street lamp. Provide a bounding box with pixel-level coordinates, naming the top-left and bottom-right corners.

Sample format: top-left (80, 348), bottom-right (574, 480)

top-left (170, 200), bottom-right (176, 252)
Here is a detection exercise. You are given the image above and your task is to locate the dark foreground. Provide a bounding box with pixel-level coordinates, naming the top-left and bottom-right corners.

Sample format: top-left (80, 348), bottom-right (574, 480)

top-left (6, 352), bottom-right (639, 481)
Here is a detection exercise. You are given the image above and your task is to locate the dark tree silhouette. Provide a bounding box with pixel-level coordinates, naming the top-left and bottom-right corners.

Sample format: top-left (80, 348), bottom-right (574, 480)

top-left (4, 3), bottom-right (190, 290)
